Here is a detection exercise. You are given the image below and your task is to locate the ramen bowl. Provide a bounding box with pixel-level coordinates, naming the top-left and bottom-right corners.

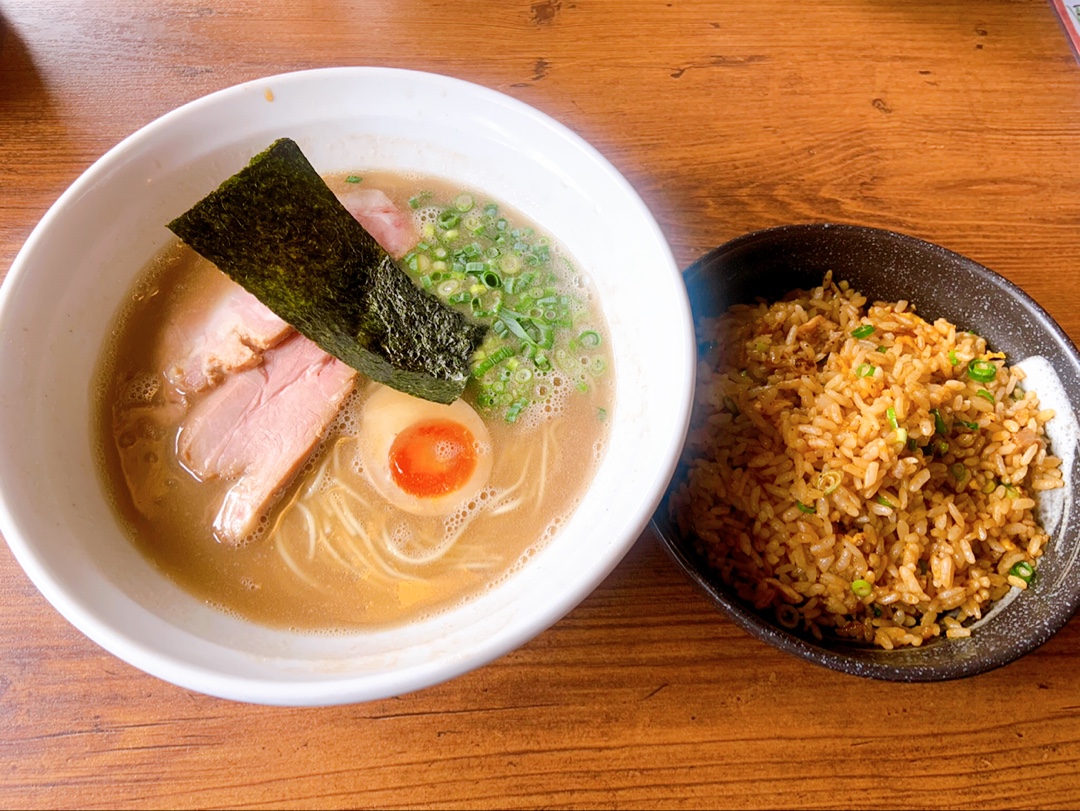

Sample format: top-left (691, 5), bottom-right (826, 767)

top-left (0, 68), bottom-right (695, 705)
top-left (653, 224), bottom-right (1080, 681)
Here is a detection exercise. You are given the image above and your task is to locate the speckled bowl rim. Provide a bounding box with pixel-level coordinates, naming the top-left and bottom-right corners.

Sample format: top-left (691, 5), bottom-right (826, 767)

top-left (652, 223), bottom-right (1080, 682)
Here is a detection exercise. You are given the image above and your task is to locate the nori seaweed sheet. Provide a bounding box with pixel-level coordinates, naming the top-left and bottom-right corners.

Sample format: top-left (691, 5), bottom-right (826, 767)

top-left (167, 138), bottom-right (487, 404)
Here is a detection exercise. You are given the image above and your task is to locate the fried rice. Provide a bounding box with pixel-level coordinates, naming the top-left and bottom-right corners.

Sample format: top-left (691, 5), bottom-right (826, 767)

top-left (668, 272), bottom-right (1064, 648)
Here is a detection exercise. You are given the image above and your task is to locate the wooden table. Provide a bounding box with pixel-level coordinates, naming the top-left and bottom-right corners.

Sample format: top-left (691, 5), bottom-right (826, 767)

top-left (4, 1), bottom-right (1080, 808)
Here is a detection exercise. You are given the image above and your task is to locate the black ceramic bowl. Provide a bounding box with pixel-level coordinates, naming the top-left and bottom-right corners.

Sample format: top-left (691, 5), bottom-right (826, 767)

top-left (652, 224), bottom-right (1080, 681)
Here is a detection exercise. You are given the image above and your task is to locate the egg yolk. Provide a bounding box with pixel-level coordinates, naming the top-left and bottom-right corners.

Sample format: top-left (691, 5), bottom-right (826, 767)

top-left (388, 419), bottom-right (478, 498)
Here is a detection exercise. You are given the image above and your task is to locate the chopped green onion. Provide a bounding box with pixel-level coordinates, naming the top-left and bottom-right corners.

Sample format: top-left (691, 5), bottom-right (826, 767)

top-left (499, 311), bottom-right (536, 346)
top-left (436, 279), bottom-right (460, 297)
top-left (408, 191), bottom-right (432, 209)
top-left (961, 420), bottom-right (979, 431)
top-left (876, 345), bottom-right (889, 354)
top-left (597, 407), bottom-right (608, 422)
top-left (975, 389), bottom-right (995, 404)
top-left (345, 175), bottom-right (362, 184)
top-left (851, 324), bottom-right (875, 339)
top-left (851, 579), bottom-right (873, 597)
top-left (855, 363), bottom-right (875, 378)
top-left (886, 407), bottom-right (899, 430)
top-left (1009, 561), bottom-right (1035, 584)
top-left (504, 397), bottom-right (529, 423)
top-left (796, 501), bottom-right (815, 514)
top-left (875, 495), bottom-right (893, 508)
top-left (967, 359), bottom-right (998, 383)
top-left (818, 470), bottom-right (842, 495)
top-left (578, 330), bottom-right (602, 348)
top-left (906, 437), bottom-right (918, 452)
top-left (453, 192), bottom-right (475, 212)
top-left (931, 408), bottom-right (949, 435)
top-left (472, 345), bottom-right (516, 376)
top-left (948, 350), bottom-right (959, 366)
top-left (950, 463), bottom-right (969, 483)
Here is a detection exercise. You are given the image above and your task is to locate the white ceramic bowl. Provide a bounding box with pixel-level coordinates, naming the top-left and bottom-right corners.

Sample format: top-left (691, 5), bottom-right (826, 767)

top-left (0, 67), bottom-right (694, 705)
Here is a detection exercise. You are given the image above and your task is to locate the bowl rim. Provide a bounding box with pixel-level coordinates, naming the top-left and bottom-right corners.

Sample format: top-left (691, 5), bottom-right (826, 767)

top-left (653, 221), bottom-right (1080, 682)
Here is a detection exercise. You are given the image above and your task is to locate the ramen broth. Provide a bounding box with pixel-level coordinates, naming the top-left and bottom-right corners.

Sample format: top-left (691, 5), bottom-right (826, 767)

top-left (93, 172), bottom-right (614, 631)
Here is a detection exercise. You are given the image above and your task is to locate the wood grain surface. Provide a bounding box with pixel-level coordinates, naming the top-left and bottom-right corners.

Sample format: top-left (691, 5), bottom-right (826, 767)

top-left (4, 1), bottom-right (1080, 808)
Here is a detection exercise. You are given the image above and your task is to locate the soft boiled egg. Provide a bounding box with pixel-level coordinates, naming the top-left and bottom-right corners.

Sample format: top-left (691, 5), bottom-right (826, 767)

top-left (358, 382), bottom-right (494, 517)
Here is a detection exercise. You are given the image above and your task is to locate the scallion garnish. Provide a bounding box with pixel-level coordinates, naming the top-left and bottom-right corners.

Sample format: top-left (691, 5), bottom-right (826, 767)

top-left (950, 463), bottom-right (969, 483)
top-left (886, 407), bottom-right (899, 430)
top-left (796, 501), bottom-right (815, 514)
top-left (403, 191), bottom-right (609, 422)
top-left (856, 363), bottom-right (875, 378)
top-left (967, 359), bottom-right (998, 383)
top-left (345, 175), bottom-right (362, 184)
top-left (1009, 561), bottom-right (1035, 584)
top-left (931, 408), bottom-right (949, 435)
top-left (948, 350), bottom-right (959, 366)
top-left (851, 324), bottom-right (875, 339)
top-left (818, 469), bottom-right (842, 495)
top-left (472, 345), bottom-right (516, 377)
top-left (578, 330), bottom-right (602, 348)
top-left (975, 389), bottom-right (995, 404)
top-left (408, 191), bottom-right (433, 209)
top-left (453, 192), bottom-right (475, 212)
top-left (851, 579), bottom-right (873, 597)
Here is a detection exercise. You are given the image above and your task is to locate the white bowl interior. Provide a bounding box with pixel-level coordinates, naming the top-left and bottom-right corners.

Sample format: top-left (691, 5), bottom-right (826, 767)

top-left (0, 68), bottom-right (694, 705)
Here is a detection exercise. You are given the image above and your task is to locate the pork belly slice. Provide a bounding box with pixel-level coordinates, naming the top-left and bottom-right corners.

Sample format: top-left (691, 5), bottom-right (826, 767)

top-left (336, 187), bottom-right (419, 259)
top-left (164, 284), bottom-right (293, 395)
top-left (177, 333), bottom-right (357, 544)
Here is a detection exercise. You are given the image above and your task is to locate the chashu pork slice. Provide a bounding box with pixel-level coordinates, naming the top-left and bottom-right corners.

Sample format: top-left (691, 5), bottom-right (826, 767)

top-left (335, 187), bottom-right (419, 260)
top-left (164, 284), bottom-right (294, 395)
top-left (177, 332), bottom-right (357, 544)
